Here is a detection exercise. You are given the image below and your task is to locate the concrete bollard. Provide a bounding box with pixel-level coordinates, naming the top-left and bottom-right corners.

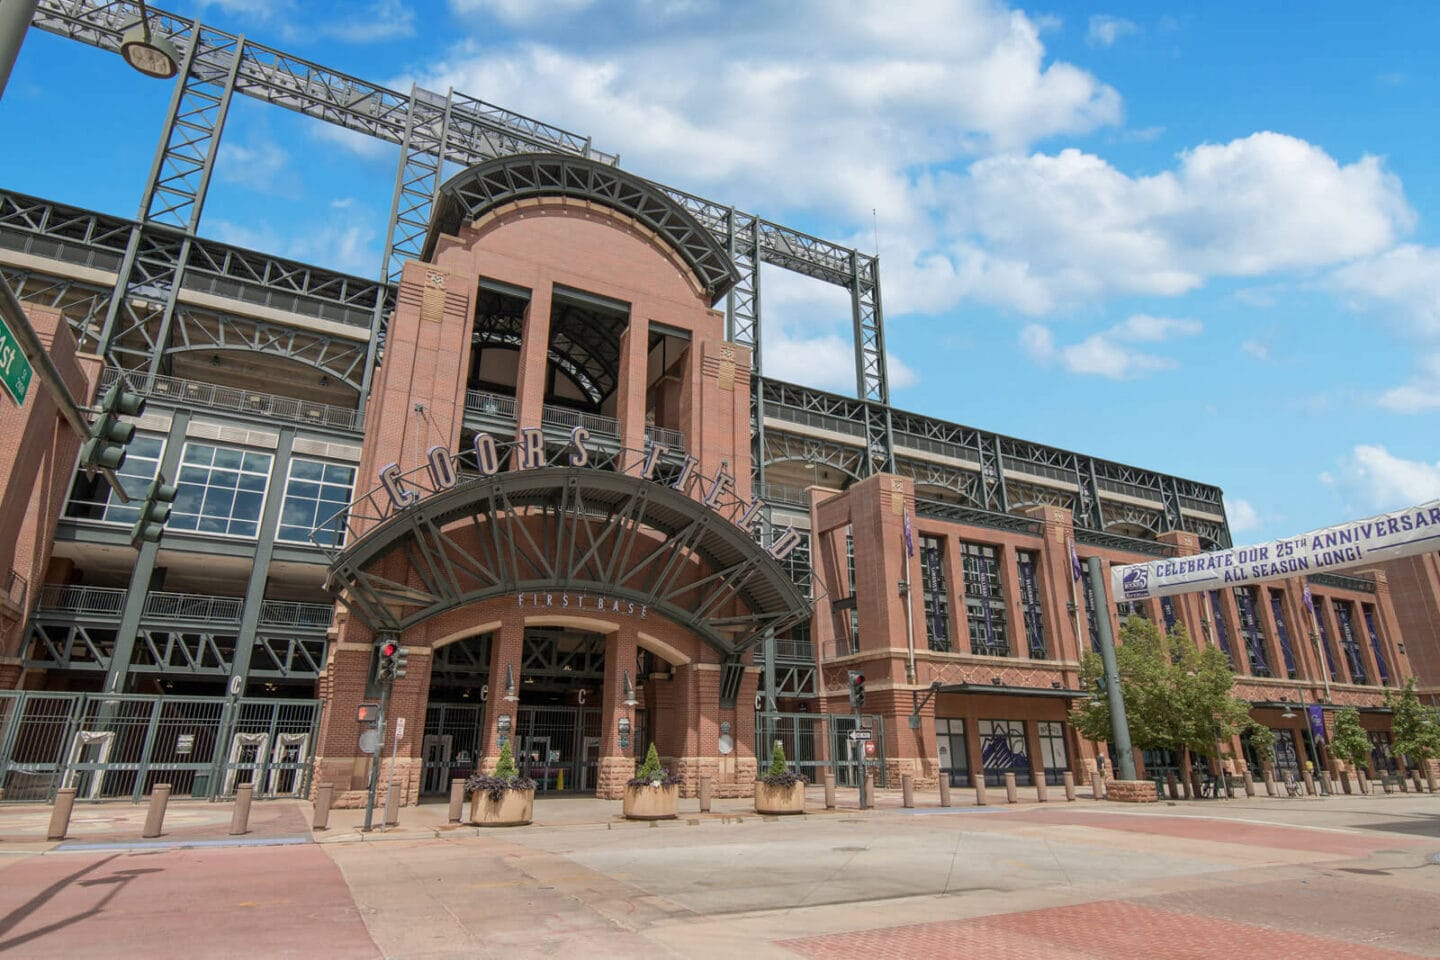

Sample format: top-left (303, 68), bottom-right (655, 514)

top-left (143, 784), bottom-right (172, 839)
top-left (1302, 769), bottom-right (1316, 796)
top-left (314, 783), bottom-right (334, 831)
top-left (862, 771), bottom-right (875, 810)
top-left (1165, 771), bottom-right (1179, 800)
top-left (384, 781), bottom-right (400, 826)
top-left (448, 779), bottom-right (465, 823)
top-left (1092, 772), bottom-right (1107, 800)
top-left (1358, 772), bottom-right (1370, 795)
top-left (1411, 769), bottom-right (1424, 793)
top-left (230, 783), bottom-right (254, 836)
top-left (974, 777), bottom-right (988, 806)
top-left (1426, 767), bottom-right (1437, 794)
top-left (901, 774), bottom-right (914, 808)
top-left (1181, 772), bottom-right (1193, 801)
top-left (939, 777), bottom-right (952, 807)
top-left (1341, 773), bottom-right (1353, 795)
top-left (1004, 772), bottom-right (1017, 804)
top-left (1034, 774), bottom-right (1047, 803)
top-left (1243, 771), bottom-right (1255, 798)
top-left (698, 776), bottom-right (713, 812)
top-left (1263, 770), bottom-right (1276, 797)
top-left (823, 772), bottom-right (836, 809)
top-left (1063, 771), bottom-right (1076, 801)
top-left (48, 787), bottom-right (77, 841)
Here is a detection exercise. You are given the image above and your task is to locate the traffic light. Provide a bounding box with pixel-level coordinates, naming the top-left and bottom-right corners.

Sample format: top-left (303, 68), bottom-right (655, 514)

top-left (129, 475), bottom-right (177, 548)
top-left (81, 383), bottom-right (145, 472)
top-left (376, 639), bottom-right (400, 682)
top-left (392, 645), bottom-right (408, 679)
top-left (848, 671), bottom-right (866, 710)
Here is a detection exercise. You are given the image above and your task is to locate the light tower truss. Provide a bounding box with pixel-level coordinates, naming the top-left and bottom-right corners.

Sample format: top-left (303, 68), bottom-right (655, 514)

top-left (27, 1), bottom-right (892, 415)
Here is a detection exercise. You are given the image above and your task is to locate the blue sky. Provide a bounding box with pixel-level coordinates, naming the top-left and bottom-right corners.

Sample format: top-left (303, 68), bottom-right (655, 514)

top-left (3, 0), bottom-right (1439, 545)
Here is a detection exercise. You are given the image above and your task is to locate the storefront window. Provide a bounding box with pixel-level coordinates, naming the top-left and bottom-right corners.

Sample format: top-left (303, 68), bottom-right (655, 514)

top-left (278, 458), bottom-right (356, 546)
top-left (170, 443), bottom-right (272, 538)
top-left (935, 718), bottom-right (970, 787)
top-left (1368, 730), bottom-right (1395, 774)
top-left (1037, 720), bottom-right (1068, 785)
top-left (961, 543), bottom-right (1008, 657)
top-left (978, 719), bottom-right (1031, 786)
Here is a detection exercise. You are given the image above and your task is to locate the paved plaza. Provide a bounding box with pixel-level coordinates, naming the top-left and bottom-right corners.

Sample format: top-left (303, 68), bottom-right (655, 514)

top-left (0, 787), bottom-right (1436, 958)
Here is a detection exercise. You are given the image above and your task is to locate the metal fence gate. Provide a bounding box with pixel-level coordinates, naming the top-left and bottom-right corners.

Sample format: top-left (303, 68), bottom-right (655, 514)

top-left (756, 711), bottom-right (887, 788)
top-left (515, 705), bottom-right (600, 794)
top-left (421, 702), bottom-right (484, 794)
top-left (0, 691), bottom-right (321, 803)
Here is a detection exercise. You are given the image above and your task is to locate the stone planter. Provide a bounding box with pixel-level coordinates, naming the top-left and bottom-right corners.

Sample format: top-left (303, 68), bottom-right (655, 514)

top-left (623, 783), bottom-right (679, 820)
top-left (754, 781), bottom-right (806, 815)
top-left (469, 787), bottom-right (534, 826)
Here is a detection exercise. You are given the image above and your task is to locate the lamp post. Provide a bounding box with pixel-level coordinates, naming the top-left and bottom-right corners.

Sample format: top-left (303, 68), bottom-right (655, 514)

top-left (1282, 688), bottom-right (1323, 789)
top-left (119, 1), bottom-right (180, 79)
top-left (1086, 557), bottom-right (1136, 781)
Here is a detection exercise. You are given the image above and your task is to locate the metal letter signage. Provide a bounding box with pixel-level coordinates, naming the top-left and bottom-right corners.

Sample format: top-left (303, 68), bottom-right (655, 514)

top-left (1112, 498), bottom-right (1440, 600)
top-left (379, 462), bottom-right (418, 509)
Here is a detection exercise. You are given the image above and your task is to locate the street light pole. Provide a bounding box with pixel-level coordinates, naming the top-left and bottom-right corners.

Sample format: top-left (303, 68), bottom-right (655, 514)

top-left (0, 0), bottom-right (39, 101)
top-left (1087, 557), bottom-right (1137, 781)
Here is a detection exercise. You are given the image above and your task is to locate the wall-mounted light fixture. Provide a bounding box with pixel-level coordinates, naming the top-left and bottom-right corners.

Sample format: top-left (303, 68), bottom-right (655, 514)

top-left (623, 669), bottom-right (638, 707)
top-left (503, 664), bottom-right (517, 701)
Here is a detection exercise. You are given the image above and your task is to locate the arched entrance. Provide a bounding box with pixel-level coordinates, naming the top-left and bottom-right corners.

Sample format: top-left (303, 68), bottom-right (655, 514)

top-left (511, 626), bottom-right (606, 793)
top-left (419, 631), bottom-right (491, 795)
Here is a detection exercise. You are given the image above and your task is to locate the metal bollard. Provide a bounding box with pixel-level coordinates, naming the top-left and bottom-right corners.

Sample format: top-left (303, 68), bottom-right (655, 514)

top-left (1063, 771), bottom-right (1076, 801)
top-left (698, 776), bottom-right (712, 812)
top-left (1004, 772), bottom-right (1017, 804)
top-left (448, 778), bottom-right (465, 823)
top-left (974, 777), bottom-right (988, 806)
top-left (901, 774), bottom-right (914, 808)
top-left (1165, 771), bottom-right (1179, 800)
top-left (314, 783), bottom-right (334, 831)
top-left (1243, 772), bottom-right (1255, 798)
top-left (1302, 769), bottom-right (1316, 796)
top-left (939, 776), bottom-right (952, 807)
top-left (384, 781), bottom-right (400, 826)
top-left (48, 787), bottom-right (77, 841)
top-left (1263, 770), bottom-right (1276, 797)
top-left (230, 783), bottom-right (254, 836)
top-left (1034, 774), bottom-right (1047, 803)
top-left (143, 784), bottom-right (172, 839)
top-left (823, 771), bottom-right (836, 809)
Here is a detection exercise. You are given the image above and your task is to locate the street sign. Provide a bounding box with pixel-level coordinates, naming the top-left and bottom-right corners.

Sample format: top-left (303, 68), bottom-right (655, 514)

top-left (848, 730), bottom-right (873, 741)
top-left (0, 312), bottom-right (32, 406)
top-left (394, 716), bottom-right (406, 740)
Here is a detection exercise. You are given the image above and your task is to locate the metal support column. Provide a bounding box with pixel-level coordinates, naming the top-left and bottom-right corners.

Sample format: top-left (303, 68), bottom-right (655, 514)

top-left (103, 410), bottom-right (190, 693)
top-left (1087, 555), bottom-right (1136, 781)
top-left (0, 0), bottom-right (39, 100)
top-left (229, 428), bottom-right (296, 688)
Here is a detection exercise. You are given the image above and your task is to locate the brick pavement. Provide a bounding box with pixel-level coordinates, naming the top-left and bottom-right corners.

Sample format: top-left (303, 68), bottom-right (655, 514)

top-left (778, 899), bottom-right (1428, 960)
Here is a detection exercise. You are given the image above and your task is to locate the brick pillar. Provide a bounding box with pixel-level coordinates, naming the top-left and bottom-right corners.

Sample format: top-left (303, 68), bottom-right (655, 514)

top-left (944, 533), bottom-right (971, 654)
top-left (482, 620), bottom-right (525, 762)
top-left (1027, 507), bottom-right (1079, 662)
top-left (614, 309), bottom-right (650, 470)
top-left (596, 624), bottom-right (637, 798)
top-left (1358, 569), bottom-right (1408, 685)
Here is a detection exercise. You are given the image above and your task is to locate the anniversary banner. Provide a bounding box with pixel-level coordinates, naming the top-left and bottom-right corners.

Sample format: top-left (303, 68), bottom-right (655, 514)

top-left (1111, 499), bottom-right (1440, 601)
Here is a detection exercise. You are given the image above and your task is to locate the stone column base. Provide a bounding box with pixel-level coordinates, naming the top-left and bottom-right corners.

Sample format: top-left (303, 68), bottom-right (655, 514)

top-left (314, 755), bottom-right (423, 808)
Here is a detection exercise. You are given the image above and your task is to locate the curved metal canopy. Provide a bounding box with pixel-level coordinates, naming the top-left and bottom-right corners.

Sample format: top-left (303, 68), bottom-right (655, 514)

top-left (425, 154), bottom-right (740, 305)
top-left (326, 467), bottom-right (809, 657)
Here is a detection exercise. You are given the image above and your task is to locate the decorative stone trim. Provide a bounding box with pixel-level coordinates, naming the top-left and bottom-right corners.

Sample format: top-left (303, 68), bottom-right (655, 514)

top-left (1105, 779), bottom-right (1159, 803)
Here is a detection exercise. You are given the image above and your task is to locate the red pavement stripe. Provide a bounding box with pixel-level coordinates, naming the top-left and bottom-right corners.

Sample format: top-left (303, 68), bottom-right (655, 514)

top-left (978, 808), bottom-right (1422, 857)
top-left (778, 899), bottom-right (1425, 959)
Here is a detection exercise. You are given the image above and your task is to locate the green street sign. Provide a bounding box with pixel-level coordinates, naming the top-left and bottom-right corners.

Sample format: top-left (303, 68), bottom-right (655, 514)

top-left (0, 312), bottom-right (33, 406)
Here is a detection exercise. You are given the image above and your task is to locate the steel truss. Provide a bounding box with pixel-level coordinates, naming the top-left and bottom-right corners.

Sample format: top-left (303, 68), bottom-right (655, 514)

top-left (324, 462), bottom-right (810, 657)
top-left (24, 622), bottom-right (328, 680)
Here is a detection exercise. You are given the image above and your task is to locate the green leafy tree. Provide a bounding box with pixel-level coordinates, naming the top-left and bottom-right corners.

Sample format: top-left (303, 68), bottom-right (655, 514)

top-left (767, 741), bottom-right (788, 778)
top-left (635, 742), bottom-right (664, 782)
top-left (1072, 618), bottom-right (1252, 760)
top-left (1330, 707), bottom-right (1372, 772)
top-left (1386, 679), bottom-right (1440, 769)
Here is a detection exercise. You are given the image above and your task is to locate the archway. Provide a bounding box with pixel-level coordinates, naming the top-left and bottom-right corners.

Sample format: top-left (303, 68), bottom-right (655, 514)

top-left (419, 630), bottom-right (491, 795)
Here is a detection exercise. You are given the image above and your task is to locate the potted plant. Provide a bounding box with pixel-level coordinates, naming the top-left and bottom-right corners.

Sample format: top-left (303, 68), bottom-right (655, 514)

top-left (755, 741), bottom-right (807, 815)
top-left (466, 741), bottom-right (535, 826)
top-left (623, 743), bottom-right (679, 820)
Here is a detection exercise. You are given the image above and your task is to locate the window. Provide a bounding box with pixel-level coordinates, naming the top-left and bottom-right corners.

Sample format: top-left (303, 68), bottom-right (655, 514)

top-left (845, 528), bottom-right (859, 652)
top-left (1037, 721), bottom-right (1069, 786)
top-left (935, 718), bottom-right (969, 787)
top-left (978, 719), bottom-right (1030, 786)
top-left (1234, 586), bottom-right (1270, 678)
top-left (1361, 605), bottom-right (1390, 686)
top-left (65, 434), bottom-right (164, 524)
top-left (1208, 590), bottom-right (1233, 667)
top-left (1368, 730), bottom-right (1395, 774)
top-left (1311, 596), bottom-right (1340, 680)
top-left (961, 542), bottom-right (1008, 657)
top-left (1334, 600), bottom-right (1367, 684)
top-left (1269, 590), bottom-right (1297, 679)
top-left (170, 443), bottom-right (272, 538)
top-left (776, 528), bottom-right (812, 596)
top-left (1116, 600), bottom-right (1149, 621)
top-left (1016, 550), bottom-right (1046, 659)
top-left (920, 536), bottom-right (950, 652)
top-left (1273, 729), bottom-right (1301, 778)
top-left (279, 458), bottom-right (356, 546)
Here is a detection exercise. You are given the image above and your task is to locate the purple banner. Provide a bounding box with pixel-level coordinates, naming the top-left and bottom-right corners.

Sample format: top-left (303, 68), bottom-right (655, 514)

top-left (1307, 705), bottom-right (1326, 744)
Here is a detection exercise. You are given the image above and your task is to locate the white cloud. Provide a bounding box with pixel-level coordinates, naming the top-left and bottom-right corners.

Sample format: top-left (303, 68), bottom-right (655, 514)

top-left (1224, 497), bottom-right (1260, 533)
top-left (1338, 445), bottom-right (1440, 509)
top-left (1020, 314), bottom-right (1199, 379)
top-left (1376, 352), bottom-right (1440, 413)
top-left (450, 0), bottom-right (595, 25)
top-left (217, 139), bottom-right (294, 195)
top-left (1330, 244), bottom-right (1440, 338)
top-left (1087, 15), bottom-right (1138, 48)
top-left (321, 0), bottom-right (416, 42)
top-left (765, 331), bottom-right (917, 394)
top-left (936, 133), bottom-right (1413, 314)
top-left (211, 203), bottom-right (382, 278)
top-left (1241, 339), bottom-right (1270, 361)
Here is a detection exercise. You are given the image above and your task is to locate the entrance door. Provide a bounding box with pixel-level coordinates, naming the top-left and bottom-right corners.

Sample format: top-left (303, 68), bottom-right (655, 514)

top-left (421, 703), bottom-right (483, 795)
top-left (422, 735), bottom-right (453, 794)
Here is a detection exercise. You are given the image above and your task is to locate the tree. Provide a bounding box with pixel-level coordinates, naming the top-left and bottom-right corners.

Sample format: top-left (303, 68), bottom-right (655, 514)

top-left (1386, 679), bottom-right (1440, 770)
top-left (1072, 617), bottom-right (1252, 761)
top-left (1330, 707), bottom-right (1372, 772)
